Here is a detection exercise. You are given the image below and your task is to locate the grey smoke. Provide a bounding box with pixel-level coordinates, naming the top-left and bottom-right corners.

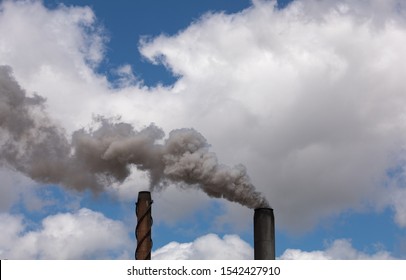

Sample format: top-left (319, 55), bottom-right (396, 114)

top-left (0, 65), bottom-right (268, 209)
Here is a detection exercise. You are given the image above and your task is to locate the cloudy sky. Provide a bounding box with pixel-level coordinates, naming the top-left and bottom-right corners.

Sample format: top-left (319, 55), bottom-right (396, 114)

top-left (1, 0), bottom-right (406, 259)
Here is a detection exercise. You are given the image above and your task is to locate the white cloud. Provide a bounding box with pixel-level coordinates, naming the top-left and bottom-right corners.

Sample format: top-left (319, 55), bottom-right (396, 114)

top-left (390, 188), bottom-right (406, 227)
top-left (0, 169), bottom-right (57, 213)
top-left (0, 208), bottom-right (131, 259)
top-left (280, 239), bottom-right (393, 260)
top-left (0, 169), bottom-right (33, 211)
top-left (0, 212), bottom-right (24, 248)
top-left (139, 0), bottom-right (406, 230)
top-left (0, 0), bottom-right (105, 130)
top-left (112, 64), bottom-right (139, 88)
top-left (152, 233), bottom-right (253, 260)
top-left (153, 234), bottom-right (393, 260)
top-left (1, 0), bottom-right (406, 231)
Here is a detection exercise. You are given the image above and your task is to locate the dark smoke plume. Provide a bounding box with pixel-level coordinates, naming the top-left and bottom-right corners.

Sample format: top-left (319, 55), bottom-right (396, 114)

top-left (0, 65), bottom-right (269, 208)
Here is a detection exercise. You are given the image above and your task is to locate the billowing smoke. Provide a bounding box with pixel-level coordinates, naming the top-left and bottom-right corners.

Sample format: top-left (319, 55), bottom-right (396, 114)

top-left (0, 65), bottom-right (268, 209)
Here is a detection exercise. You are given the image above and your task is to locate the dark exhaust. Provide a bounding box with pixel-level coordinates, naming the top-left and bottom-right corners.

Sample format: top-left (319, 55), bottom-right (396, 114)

top-left (135, 191), bottom-right (153, 260)
top-left (254, 208), bottom-right (275, 260)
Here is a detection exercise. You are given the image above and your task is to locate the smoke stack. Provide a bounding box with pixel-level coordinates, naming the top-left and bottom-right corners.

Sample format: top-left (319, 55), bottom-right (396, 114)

top-left (254, 208), bottom-right (275, 260)
top-left (135, 191), bottom-right (153, 260)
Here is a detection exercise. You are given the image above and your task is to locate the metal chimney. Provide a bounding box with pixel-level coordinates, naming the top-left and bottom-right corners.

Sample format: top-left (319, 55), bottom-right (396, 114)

top-left (254, 207), bottom-right (275, 260)
top-left (135, 191), bottom-right (153, 260)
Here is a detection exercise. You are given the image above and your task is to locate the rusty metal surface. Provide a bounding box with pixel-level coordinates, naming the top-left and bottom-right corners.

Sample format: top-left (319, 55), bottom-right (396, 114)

top-left (135, 191), bottom-right (153, 260)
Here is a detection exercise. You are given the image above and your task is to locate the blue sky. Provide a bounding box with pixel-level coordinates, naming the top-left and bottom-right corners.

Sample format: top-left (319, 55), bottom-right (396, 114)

top-left (44, 0), bottom-right (259, 86)
top-left (1, 0), bottom-right (406, 259)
